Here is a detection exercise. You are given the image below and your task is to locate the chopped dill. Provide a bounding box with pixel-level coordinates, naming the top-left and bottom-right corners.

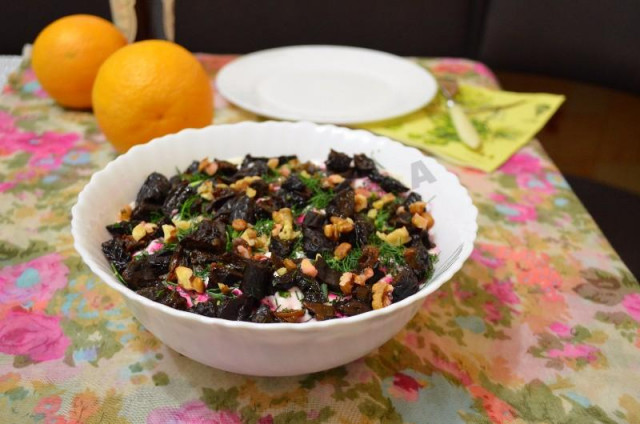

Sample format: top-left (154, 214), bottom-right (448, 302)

top-left (323, 247), bottom-right (363, 273)
top-left (225, 225), bottom-right (243, 252)
top-left (373, 208), bottom-right (392, 232)
top-left (371, 236), bottom-right (407, 269)
top-left (262, 168), bottom-right (280, 183)
top-left (110, 262), bottom-right (126, 284)
top-left (253, 218), bottom-right (274, 236)
top-left (149, 210), bottom-right (164, 224)
top-left (177, 225), bottom-right (195, 241)
top-left (179, 195), bottom-right (199, 220)
top-left (309, 190), bottom-right (333, 209)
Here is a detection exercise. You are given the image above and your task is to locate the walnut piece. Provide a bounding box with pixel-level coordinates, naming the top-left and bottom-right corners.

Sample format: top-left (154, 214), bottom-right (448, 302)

top-left (339, 272), bottom-right (355, 295)
top-left (354, 194), bottom-right (368, 212)
top-left (162, 224), bottom-right (177, 243)
top-left (334, 242), bottom-right (352, 260)
top-left (371, 281), bottom-right (393, 309)
top-left (376, 226), bottom-right (410, 246)
top-left (272, 208), bottom-right (299, 241)
top-left (132, 222), bottom-right (158, 241)
top-left (175, 266), bottom-right (205, 293)
top-left (119, 205), bottom-right (132, 222)
top-left (232, 219), bottom-right (247, 231)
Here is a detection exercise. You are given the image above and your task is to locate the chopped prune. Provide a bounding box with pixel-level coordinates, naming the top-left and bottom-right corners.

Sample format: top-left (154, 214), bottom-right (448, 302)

top-left (302, 210), bottom-right (326, 229)
top-left (404, 192), bottom-right (422, 206)
top-left (238, 155), bottom-right (269, 177)
top-left (217, 295), bottom-right (255, 321)
top-left (270, 237), bottom-right (293, 258)
top-left (156, 289), bottom-right (189, 310)
top-left (326, 187), bottom-right (354, 218)
top-left (353, 214), bottom-right (375, 247)
top-left (210, 263), bottom-right (244, 286)
top-left (122, 250), bottom-right (172, 290)
top-left (297, 276), bottom-right (326, 304)
top-left (281, 175), bottom-right (306, 192)
top-left (352, 285), bottom-right (372, 304)
top-left (229, 195), bottom-right (256, 223)
top-left (274, 309), bottom-right (306, 323)
top-left (241, 260), bottom-right (271, 300)
top-left (303, 302), bottom-right (335, 321)
top-left (102, 238), bottom-right (131, 273)
top-left (404, 243), bottom-right (433, 280)
top-left (335, 299), bottom-right (371, 316)
top-left (180, 218), bottom-right (226, 252)
top-left (106, 221), bottom-right (137, 237)
top-left (135, 282), bottom-right (166, 302)
top-left (272, 270), bottom-right (298, 291)
top-left (358, 245), bottom-right (380, 270)
top-left (136, 172), bottom-right (171, 205)
top-left (131, 203), bottom-right (163, 221)
top-left (162, 181), bottom-right (196, 216)
top-left (216, 160), bottom-right (238, 176)
top-left (192, 301), bottom-right (217, 317)
top-left (392, 268), bottom-right (420, 302)
top-left (314, 256), bottom-right (341, 291)
top-left (302, 227), bottom-right (334, 257)
top-left (354, 153), bottom-right (376, 175)
top-left (325, 149), bottom-right (352, 172)
top-left (250, 304), bottom-right (276, 323)
top-left (370, 171), bottom-right (409, 193)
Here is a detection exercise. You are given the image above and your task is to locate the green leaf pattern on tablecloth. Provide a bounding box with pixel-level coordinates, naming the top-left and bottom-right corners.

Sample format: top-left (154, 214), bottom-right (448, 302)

top-left (0, 56), bottom-right (638, 424)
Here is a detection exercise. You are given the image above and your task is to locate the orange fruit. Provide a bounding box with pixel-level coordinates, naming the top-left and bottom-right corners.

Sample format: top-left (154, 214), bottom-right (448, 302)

top-left (92, 40), bottom-right (214, 152)
top-left (31, 14), bottom-right (127, 109)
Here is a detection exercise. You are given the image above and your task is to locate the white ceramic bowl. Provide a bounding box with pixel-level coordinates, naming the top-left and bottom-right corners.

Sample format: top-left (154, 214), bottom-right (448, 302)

top-left (71, 121), bottom-right (477, 376)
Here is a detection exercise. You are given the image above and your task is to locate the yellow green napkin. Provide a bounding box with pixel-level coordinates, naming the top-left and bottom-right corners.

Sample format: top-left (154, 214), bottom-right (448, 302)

top-left (359, 84), bottom-right (565, 172)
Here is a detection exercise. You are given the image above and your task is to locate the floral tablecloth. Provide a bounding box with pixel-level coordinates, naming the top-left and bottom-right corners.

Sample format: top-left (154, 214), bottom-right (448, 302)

top-left (1, 55), bottom-right (639, 424)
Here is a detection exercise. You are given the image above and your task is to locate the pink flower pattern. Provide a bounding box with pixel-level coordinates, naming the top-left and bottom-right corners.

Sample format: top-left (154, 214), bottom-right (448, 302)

top-left (0, 309), bottom-right (70, 362)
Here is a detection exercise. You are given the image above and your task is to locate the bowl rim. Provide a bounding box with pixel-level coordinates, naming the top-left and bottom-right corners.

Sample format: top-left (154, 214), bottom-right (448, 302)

top-left (71, 121), bottom-right (477, 332)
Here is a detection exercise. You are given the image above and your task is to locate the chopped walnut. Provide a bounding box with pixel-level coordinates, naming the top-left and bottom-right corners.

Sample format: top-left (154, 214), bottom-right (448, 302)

top-left (354, 267), bottom-right (374, 286)
top-left (218, 283), bottom-right (232, 294)
top-left (376, 226), bottom-right (410, 246)
top-left (322, 174), bottom-right (345, 189)
top-left (132, 222), bottom-right (158, 241)
top-left (324, 216), bottom-right (355, 241)
top-left (175, 266), bottom-right (205, 293)
top-left (411, 213), bottom-right (429, 230)
top-left (119, 205), bottom-right (132, 222)
top-left (279, 166), bottom-right (291, 177)
top-left (283, 258), bottom-right (297, 271)
top-left (371, 281), bottom-right (393, 309)
top-left (230, 176), bottom-right (261, 192)
top-left (334, 242), bottom-right (352, 260)
top-left (232, 219), bottom-right (247, 231)
top-left (272, 208), bottom-right (299, 241)
top-left (246, 187), bottom-right (257, 198)
top-left (354, 194), bottom-right (368, 212)
top-left (300, 258), bottom-right (318, 277)
top-left (395, 205), bottom-right (406, 214)
top-left (197, 180), bottom-right (214, 201)
top-left (339, 272), bottom-right (355, 295)
top-left (171, 218), bottom-right (192, 231)
top-left (372, 193), bottom-right (396, 210)
top-left (267, 157), bottom-right (279, 169)
top-left (271, 223), bottom-right (283, 237)
top-left (162, 224), bottom-right (177, 243)
top-left (198, 158), bottom-right (218, 176)
top-left (408, 201), bottom-right (427, 214)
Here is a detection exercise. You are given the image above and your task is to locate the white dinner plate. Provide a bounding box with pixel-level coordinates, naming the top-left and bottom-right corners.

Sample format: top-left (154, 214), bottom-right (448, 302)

top-left (216, 45), bottom-right (438, 124)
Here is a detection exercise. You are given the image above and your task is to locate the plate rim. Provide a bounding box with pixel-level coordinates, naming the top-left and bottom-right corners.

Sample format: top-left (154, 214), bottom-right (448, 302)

top-left (215, 44), bottom-right (438, 124)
